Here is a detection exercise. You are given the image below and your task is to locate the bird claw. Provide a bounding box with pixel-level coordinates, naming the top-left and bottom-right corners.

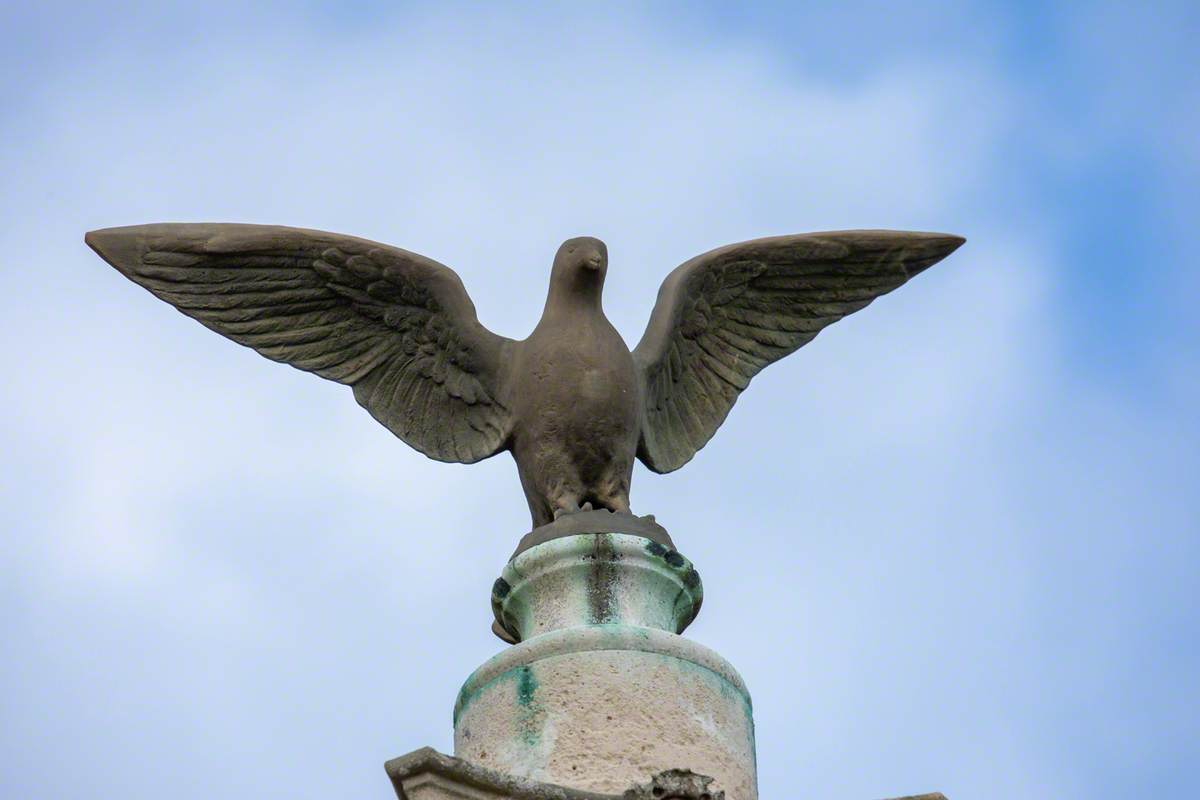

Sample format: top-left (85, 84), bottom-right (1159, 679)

top-left (552, 501), bottom-right (593, 520)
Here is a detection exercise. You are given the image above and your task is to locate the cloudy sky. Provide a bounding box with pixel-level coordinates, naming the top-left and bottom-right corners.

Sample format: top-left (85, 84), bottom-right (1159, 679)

top-left (1, 2), bottom-right (1196, 799)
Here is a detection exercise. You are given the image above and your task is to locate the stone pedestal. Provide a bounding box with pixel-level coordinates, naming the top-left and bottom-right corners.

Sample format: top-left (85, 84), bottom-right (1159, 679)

top-left (385, 748), bottom-right (948, 800)
top-left (452, 514), bottom-right (758, 799)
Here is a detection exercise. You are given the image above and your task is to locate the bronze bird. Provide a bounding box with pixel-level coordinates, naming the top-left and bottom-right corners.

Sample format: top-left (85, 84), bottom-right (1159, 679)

top-left (86, 225), bottom-right (964, 527)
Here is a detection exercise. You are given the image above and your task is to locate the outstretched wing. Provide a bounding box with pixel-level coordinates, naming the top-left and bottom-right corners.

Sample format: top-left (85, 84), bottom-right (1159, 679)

top-left (87, 223), bottom-right (514, 463)
top-left (633, 230), bottom-right (965, 473)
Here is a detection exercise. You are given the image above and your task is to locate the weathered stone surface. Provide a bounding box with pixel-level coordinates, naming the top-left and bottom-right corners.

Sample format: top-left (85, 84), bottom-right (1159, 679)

top-left (386, 747), bottom-right (612, 800)
top-left (622, 769), bottom-right (723, 800)
top-left (459, 531), bottom-right (754, 800)
top-left (386, 746), bottom-right (946, 800)
top-left (455, 646), bottom-right (756, 799)
top-left (510, 509), bottom-right (675, 560)
top-left (88, 224), bottom-right (964, 533)
top-left (89, 223), bottom-right (966, 800)
top-left (493, 531), bottom-right (701, 643)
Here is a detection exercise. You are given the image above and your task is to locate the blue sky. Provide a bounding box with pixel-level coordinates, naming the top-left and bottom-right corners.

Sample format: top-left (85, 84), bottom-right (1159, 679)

top-left (0, 2), bottom-right (1196, 799)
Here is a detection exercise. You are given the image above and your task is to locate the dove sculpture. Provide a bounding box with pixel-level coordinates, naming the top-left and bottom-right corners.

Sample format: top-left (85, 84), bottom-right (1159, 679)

top-left (86, 224), bottom-right (964, 528)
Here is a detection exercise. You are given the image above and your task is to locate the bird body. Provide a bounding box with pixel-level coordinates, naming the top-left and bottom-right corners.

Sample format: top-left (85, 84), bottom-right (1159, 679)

top-left (86, 224), bottom-right (964, 530)
top-left (508, 237), bottom-right (640, 525)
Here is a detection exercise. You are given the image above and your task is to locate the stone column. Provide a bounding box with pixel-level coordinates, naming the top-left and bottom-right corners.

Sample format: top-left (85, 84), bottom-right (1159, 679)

top-left (453, 513), bottom-right (757, 800)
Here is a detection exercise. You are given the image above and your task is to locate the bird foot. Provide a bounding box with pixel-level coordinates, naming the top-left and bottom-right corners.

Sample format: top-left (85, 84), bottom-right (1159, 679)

top-left (552, 501), bottom-right (598, 520)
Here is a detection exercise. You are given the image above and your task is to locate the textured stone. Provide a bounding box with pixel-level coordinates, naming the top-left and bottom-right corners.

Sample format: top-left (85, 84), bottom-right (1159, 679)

top-left (455, 646), bottom-right (755, 799)
top-left (622, 769), bottom-right (723, 800)
top-left (386, 747), bottom-right (612, 800)
top-left (385, 746), bottom-right (947, 800)
top-left (492, 532), bottom-right (702, 643)
top-left (458, 528), bottom-right (755, 800)
top-left (510, 509), bottom-right (675, 560)
top-left (88, 224), bottom-right (964, 532)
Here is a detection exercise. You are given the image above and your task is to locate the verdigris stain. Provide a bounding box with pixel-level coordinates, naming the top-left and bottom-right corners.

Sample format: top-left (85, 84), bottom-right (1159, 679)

top-left (516, 665), bottom-right (537, 707)
top-left (515, 665), bottom-right (540, 745)
top-left (586, 534), bottom-right (618, 625)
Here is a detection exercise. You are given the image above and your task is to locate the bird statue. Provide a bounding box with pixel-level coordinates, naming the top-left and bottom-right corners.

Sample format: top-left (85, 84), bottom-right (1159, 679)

top-left (86, 224), bottom-right (964, 528)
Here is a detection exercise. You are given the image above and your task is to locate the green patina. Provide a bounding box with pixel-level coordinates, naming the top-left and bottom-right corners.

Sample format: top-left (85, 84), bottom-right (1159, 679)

top-left (516, 665), bottom-right (537, 708)
top-left (515, 665), bottom-right (541, 746)
top-left (644, 540), bottom-right (668, 558)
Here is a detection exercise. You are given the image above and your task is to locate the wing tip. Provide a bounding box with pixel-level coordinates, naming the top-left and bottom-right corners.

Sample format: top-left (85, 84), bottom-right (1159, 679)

top-left (86, 223), bottom-right (196, 272)
top-left (83, 227), bottom-right (106, 253)
top-left (85, 226), bottom-right (127, 265)
top-left (85, 225), bottom-right (151, 275)
top-left (905, 231), bottom-right (966, 277)
top-left (938, 232), bottom-right (967, 253)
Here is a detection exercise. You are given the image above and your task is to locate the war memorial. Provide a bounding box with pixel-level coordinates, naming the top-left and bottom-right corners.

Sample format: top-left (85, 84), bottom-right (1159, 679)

top-left (87, 223), bottom-right (965, 800)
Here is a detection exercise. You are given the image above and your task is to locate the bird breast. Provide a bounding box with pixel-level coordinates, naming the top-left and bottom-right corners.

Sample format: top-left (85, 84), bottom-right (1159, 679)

top-left (512, 319), bottom-right (640, 453)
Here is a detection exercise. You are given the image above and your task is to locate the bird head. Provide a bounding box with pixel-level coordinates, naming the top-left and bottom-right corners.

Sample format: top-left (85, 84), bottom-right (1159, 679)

top-left (551, 236), bottom-right (608, 296)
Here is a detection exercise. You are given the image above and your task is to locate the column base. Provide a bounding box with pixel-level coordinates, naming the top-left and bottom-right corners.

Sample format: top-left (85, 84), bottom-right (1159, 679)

top-left (454, 624), bottom-right (756, 798)
top-left (385, 747), bottom-right (948, 800)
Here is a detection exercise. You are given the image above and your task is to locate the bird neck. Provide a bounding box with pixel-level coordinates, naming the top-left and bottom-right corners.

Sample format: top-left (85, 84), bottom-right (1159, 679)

top-left (542, 280), bottom-right (604, 320)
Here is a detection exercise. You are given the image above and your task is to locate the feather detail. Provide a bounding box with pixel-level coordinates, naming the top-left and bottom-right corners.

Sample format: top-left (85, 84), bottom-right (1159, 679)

top-left (87, 223), bottom-right (514, 464)
top-left (633, 230), bottom-right (964, 473)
